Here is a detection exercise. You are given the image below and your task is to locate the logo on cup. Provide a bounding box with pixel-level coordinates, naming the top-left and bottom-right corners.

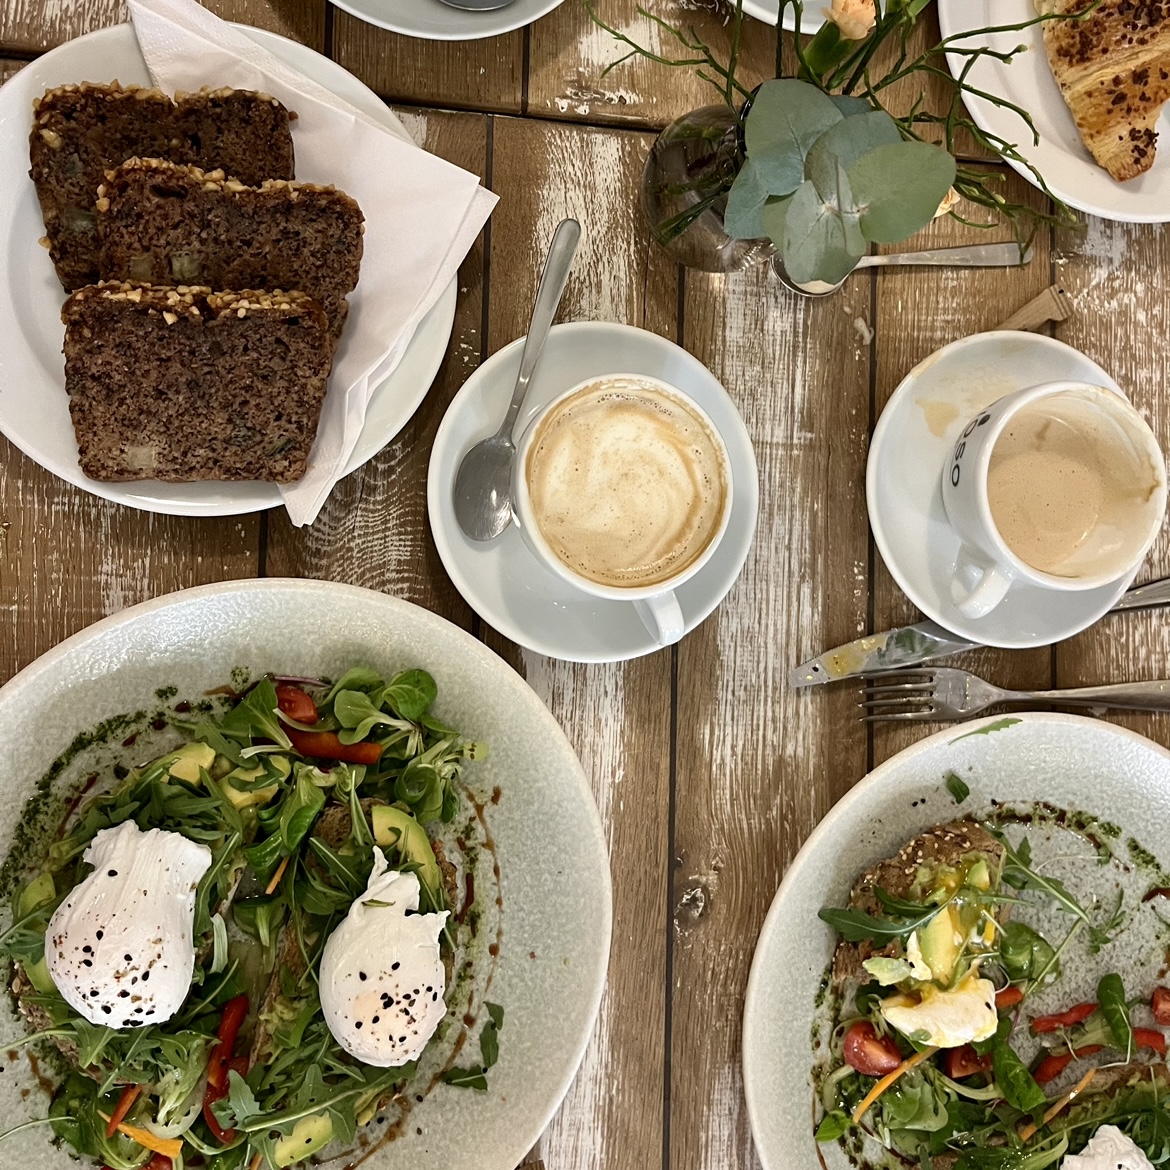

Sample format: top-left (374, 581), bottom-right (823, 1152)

top-left (949, 413), bottom-right (991, 487)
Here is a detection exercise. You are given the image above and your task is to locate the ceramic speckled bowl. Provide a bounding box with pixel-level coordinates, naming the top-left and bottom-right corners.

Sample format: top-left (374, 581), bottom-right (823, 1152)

top-left (743, 714), bottom-right (1170, 1170)
top-left (0, 579), bottom-right (611, 1170)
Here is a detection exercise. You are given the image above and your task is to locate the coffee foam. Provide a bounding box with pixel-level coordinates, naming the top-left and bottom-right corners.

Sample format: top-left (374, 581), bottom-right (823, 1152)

top-left (988, 390), bottom-right (1160, 578)
top-left (525, 378), bottom-right (728, 589)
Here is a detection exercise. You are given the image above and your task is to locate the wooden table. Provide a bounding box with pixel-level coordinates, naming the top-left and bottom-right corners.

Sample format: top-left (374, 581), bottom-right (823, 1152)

top-left (2, 2), bottom-right (1169, 1166)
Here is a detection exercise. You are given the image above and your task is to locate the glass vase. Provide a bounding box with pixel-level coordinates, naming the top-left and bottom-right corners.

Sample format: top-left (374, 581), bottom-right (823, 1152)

top-left (641, 104), bottom-right (774, 274)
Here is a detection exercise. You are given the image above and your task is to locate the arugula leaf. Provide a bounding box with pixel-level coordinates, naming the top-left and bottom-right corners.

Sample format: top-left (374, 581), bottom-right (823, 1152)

top-left (945, 772), bottom-right (971, 804)
top-left (441, 1065), bottom-right (489, 1091)
top-left (212, 1069), bottom-right (262, 1130)
top-left (819, 897), bottom-right (950, 943)
top-left (278, 769), bottom-right (327, 854)
top-left (992, 1040), bottom-right (1046, 1112)
top-left (879, 1070), bottom-right (949, 1133)
top-left (486, 1001), bottom-right (504, 1030)
top-left (875, 888), bottom-right (943, 917)
top-left (1098, 972), bottom-right (1133, 1056)
top-left (950, 718), bottom-right (1022, 744)
top-left (954, 1135), bottom-right (1068, 1170)
top-left (815, 1110), bottom-right (851, 1142)
top-left (219, 678), bottom-right (292, 750)
top-left (480, 1019), bottom-right (499, 1069)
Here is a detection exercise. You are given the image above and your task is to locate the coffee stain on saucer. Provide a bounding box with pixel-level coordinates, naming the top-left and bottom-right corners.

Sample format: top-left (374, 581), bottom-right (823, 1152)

top-left (918, 399), bottom-right (960, 437)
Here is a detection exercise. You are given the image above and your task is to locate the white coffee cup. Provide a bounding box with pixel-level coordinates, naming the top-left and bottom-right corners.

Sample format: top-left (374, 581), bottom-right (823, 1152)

top-left (511, 373), bottom-right (734, 646)
top-left (941, 380), bottom-right (1167, 619)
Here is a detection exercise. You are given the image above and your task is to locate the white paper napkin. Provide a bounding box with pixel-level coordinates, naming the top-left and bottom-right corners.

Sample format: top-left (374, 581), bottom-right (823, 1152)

top-left (126, 0), bottom-right (497, 525)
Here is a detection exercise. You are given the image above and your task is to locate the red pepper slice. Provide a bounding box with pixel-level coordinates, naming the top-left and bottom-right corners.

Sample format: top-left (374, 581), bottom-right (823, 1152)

top-left (145, 1158), bottom-right (173, 1170)
top-left (105, 1083), bottom-right (141, 1138)
top-left (275, 683), bottom-right (318, 726)
top-left (995, 986), bottom-right (1025, 1011)
top-left (945, 1045), bottom-right (992, 1079)
top-left (843, 1021), bottom-right (903, 1077)
top-left (286, 727), bottom-right (383, 765)
top-left (1030, 1002), bottom-right (1097, 1034)
top-left (202, 994), bottom-right (249, 1144)
top-left (1135, 1027), bottom-right (1168, 1055)
top-left (1153, 987), bottom-right (1170, 1026)
top-left (1033, 1044), bottom-right (1103, 1084)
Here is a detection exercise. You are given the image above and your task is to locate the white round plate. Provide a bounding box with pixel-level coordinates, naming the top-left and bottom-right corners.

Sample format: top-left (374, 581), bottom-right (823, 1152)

top-left (427, 321), bottom-right (759, 663)
top-left (740, 0), bottom-right (822, 32)
top-left (744, 712), bottom-right (1170, 1170)
top-left (330, 0), bottom-right (565, 42)
top-left (0, 578), bottom-right (611, 1170)
top-left (0, 24), bottom-right (457, 516)
top-left (938, 1), bottom-right (1170, 223)
top-left (867, 330), bottom-right (1139, 649)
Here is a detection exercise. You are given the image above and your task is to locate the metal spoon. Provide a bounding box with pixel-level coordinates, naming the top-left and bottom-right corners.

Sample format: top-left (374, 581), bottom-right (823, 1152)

top-left (772, 241), bottom-right (1032, 297)
top-left (453, 218), bottom-right (581, 541)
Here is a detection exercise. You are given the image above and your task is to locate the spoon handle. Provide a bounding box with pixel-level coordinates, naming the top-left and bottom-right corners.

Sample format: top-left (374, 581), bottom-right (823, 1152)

top-left (860, 242), bottom-right (1029, 269)
top-left (501, 218), bottom-right (582, 438)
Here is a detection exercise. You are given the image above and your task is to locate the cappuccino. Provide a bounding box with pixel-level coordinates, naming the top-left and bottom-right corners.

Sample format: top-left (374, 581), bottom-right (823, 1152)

top-left (987, 391), bottom-right (1158, 578)
top-left (524, 377), bottom-right (729, 589)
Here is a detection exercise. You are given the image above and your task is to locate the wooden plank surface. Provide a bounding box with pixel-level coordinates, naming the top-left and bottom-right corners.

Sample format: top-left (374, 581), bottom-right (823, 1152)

top-left (1054, 214), bottom-right (1170, 740)
top-left (478, 114), bottom-right (677, 1170)
top-left (0, 0), bottom-right (324, 54)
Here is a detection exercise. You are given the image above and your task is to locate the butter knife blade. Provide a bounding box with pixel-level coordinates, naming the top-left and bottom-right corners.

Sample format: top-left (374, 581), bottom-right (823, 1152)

top-left (790, 622), bottom-right (977, 687)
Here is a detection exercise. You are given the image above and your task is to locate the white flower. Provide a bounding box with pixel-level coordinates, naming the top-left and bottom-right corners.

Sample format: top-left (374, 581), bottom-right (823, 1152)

top-left (824, 0), bottom-right (876, 40)
top-left (933, 187), bottom-right (962, 218)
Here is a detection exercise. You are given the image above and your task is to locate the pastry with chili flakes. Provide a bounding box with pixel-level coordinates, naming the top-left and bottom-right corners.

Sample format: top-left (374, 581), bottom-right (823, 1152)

top-left (1036, 0), bottom-right (1170, 182)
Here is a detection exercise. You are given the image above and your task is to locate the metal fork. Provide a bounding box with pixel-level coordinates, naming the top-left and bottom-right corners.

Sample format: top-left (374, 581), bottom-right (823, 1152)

top-left (861, 668), bottom-right (1170, 723)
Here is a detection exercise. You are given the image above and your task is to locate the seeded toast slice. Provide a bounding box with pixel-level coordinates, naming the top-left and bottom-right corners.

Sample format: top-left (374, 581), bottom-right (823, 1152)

top-left (831, 820), bottom-right (1005, 985)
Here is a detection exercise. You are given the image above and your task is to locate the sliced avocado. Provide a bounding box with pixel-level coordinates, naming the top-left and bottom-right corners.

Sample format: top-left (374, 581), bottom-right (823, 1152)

top-left (22, 956), bottom-right (55, 994)
top-left (220, 755), bottom-right (290, 810)
top-left (371, 805), bottom-right (443, 904)
top-left (163, 741), bottom-right (218, 784)
top-left (273, 1112), bottom-right (334, 1166)
top-left (966, 859), bottom-right (991, 891)
top-left (17, 871), bottom-right (56, 917)
top-left (918, 906), bottom-right (960, 985)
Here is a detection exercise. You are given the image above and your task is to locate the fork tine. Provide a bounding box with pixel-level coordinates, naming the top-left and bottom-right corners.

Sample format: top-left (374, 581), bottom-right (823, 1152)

top-left (859, 669), bottom-right (937, 681)
top-left (862, 710), bottom-right (942, 723)
top-left (858, 696), bottom-right (934, 710)
top-left (862, 680), bottom-right (936, 696)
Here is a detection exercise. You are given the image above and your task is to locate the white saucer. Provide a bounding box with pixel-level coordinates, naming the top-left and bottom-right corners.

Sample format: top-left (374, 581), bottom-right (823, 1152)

top-left (330, 0), bottom-right (566, 42)
top-left (427, 322), bottom-right (759, 663)
top-left (867, 331), bottom-right (1137, 650)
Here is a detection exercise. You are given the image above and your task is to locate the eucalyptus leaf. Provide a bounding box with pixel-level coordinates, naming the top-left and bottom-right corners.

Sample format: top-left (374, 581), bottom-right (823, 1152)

top-left (724, 158), bottom-right (770, 240)
top-left (781, 178), bottom-right (862, 286)
top-left (745, 79), bottom-right (842, 196)
top-left (848, 141), bottom-right (956, 244)
top-left (759, 194), bottom-right (792, 248)
top-left (831, 95), bottom-right (873, 118)
top-left (807, 109), bottom-right (901, 175)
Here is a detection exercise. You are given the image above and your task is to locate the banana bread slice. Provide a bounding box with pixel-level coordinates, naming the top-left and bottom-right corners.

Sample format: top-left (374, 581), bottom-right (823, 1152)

top-left (30, 82), bottom-right (295, 290)
top-left (62, 282), bottom-right (333, 483)
top-left (97, 159), bottom-right (363, 335)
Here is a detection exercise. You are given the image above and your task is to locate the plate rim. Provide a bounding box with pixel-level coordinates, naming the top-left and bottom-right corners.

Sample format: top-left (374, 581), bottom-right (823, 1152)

top-left (741, 710), bottom-right (1170, 1170)
top-left (935, 0), bottom-right (1170, 224)
top-left (865, 329), bottom-right (1133, 649)
top-left (0, 22), bottom-right (457, 516)
top-left (0, 575), bottom-right (613, 1168)
top-left (328, 0), bottom-right (566, 42)
top-left (425, 319), bottom-right (760, 663)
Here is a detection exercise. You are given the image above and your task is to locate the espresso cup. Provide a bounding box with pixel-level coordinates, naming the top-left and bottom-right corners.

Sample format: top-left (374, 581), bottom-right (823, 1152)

top-left (511, 373), bottom-right (734, 646)
top-left (941, 380), bottom-right (1167, 619)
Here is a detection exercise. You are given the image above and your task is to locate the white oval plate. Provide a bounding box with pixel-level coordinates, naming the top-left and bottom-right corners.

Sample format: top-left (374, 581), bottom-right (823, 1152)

top-left (743, 713), bottom-right (1170, 1170)
top-left (937, 1), bottom-right (1170, 223)
top-left (0, 25), bottom-right (457, 516)
top-left (427, 321), bottom-right (759, 663)
top-left (330, 0), bottom-right (565, 42)
top-left (0, 578), bottom-right (611, 1170)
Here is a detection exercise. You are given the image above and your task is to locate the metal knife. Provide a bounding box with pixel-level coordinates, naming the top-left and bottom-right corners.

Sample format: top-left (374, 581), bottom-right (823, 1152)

top-left (791, 575), bottom-right (1170, 688)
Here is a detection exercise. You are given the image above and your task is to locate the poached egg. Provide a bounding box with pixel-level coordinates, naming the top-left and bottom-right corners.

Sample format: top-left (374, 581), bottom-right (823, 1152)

top-left (1064, 1125), bottom-right (1155, 1170)
top-left (319, 847), bottom-right (449, 1066)
top-left (880, 971), bottom-right (998, 1049)
top-left (46, 820), bottom-right (212, 1027)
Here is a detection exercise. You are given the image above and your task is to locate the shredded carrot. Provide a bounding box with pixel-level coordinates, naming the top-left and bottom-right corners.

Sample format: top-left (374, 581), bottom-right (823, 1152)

top-left (98, 1112), bottom-right (184, 1159)
top-left (265, 855), bottom-right (290, 895)
top-left (851, 1047), bottom-right (939, 1124)
top-left (105, 1083), bottom-right (141, 1137)
top-left (1018, 1067), bottom-right (1098, 1142)
top-left (249, 1154), bottom-right (264, 1170)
